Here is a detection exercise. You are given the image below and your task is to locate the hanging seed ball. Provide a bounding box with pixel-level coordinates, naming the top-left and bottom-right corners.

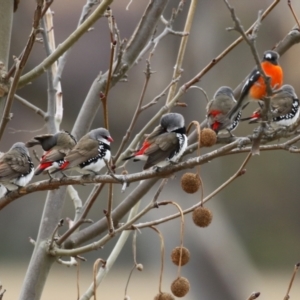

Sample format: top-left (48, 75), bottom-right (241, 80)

top-left (171, 277), bottom-right (190, 297)
top-left (171, 246), bottom-right (190, 266)
top-left (192, 206), bottom-right (213, 227)
top-left (200, 128), bottom-right (217, 147)
top-left (136, 263), bottom-right (143, 271)
top-left (154, 292), bottom-right (175, 300)
top-left (181, 173), bottom-right (201, 194)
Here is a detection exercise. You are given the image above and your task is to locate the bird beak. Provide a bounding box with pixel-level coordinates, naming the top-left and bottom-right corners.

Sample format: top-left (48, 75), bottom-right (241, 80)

top-left (108, 136), bottom-right (114, 142)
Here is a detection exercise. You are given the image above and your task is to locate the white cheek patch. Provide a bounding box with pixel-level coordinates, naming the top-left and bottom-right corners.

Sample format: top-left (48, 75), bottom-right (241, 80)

top-left (265, 53), bottom-right (272, 60)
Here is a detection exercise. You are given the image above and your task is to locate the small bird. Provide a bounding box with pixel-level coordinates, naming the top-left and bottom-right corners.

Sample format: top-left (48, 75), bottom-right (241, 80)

top-left (123, 113), bottom-right (188, 170)
top-left (51, 128), bottom-right (113, 175)
top-left (0, 142), bottom-right (34, 191)
top-left (228, 50), bottom-right (283, 121)
top-left (206, 86), bottom-right (243, 134)
top-left (26, 131), bottom-right (77, 175)
top-left (241, 84), bottom-right (300, 128)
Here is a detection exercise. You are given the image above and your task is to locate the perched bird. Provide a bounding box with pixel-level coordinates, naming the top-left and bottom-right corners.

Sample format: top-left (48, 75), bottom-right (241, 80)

top-left (228, 50), bottom-right (283, 122)
top-left (51, 128), bottom-right (113, 175)
top-left (123, 113), bottom-right (188, 170)
top-left (241, 84), bottom-right (300, 128)
top-left (0, 142), bottom-right (34, 191)
top-left (26, 131), bottom-right (77, 175)
top-left (206, 86), bottom-right (243, 134)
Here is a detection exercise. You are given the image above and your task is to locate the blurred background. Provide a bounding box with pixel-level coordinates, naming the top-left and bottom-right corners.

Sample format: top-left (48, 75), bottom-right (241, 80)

top-left (1, 0), bottom-right (300, 299)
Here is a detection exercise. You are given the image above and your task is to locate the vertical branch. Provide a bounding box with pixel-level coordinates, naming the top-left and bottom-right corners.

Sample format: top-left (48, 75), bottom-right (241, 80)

top-left (0, 0), bottom-right (13, 68)
top-left (101, 8), bottom-right (116, 130)
top-left (43, 7), bottom-right (63, 132)
top-left (104, 183), bottom-right (114, 234)
top-left (165, 0), bottom-right (198, 105)
top-left (150, 226), bottom-right (165, 294)
top-left (113, 60), bottom-right (152, 162)
top-left (79, 202), bottom-right (141, 300)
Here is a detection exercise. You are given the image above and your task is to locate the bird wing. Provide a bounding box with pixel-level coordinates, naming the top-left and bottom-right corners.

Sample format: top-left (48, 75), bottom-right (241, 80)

top-left (239, 68), bottom-right (261, 101)
top-left (271, 95), bottom-right (293, 116)
top-left (64, 138), bottom-right (99, 168)
top-left (143, 132), bottom-right (178, 169)
top-left (145, 125), bottom-right (165, 141)
top-left (0, 150), bottom-right (30, 179)
top-left (40, 147), bottom-right (68, 163)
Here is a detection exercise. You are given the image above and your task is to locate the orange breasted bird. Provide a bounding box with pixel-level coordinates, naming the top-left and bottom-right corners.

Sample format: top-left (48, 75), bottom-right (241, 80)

top-left (228, 50), bottom-right (283, 121)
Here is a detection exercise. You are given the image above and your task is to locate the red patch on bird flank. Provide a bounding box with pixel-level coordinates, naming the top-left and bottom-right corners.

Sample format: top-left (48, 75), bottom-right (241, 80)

top-left (209, 110), bottom-right (221, 117)
top-left (39, 162), bottom-right (52, 170)
top-left (212, 122), bottom-right (220, 131)
top-left (135, 141), bottom-right (150, 156)
top-left (251, 111), bottom-right (261, 119)
top-left (60, 161), bottom-right (70, 170)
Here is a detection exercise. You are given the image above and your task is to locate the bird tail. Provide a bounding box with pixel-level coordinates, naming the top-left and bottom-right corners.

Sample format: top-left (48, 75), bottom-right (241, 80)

top-left (123, 155), bottom-right (134, 161)
top-left (34, 162), bottom-right (53, 175)
top-left (25, 139), bottom-right (41, 148)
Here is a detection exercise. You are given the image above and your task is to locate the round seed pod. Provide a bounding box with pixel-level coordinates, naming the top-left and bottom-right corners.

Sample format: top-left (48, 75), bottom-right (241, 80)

top-left (192, 207), bottom-right (213, 228)
top-left (171, 277), bottom-right (190, 297)
top-left (171, 247), bottom-right (190, 266)
top-left (181, 173), bottom-right (201, 194)
top-left (154, 292), bottom-right (175, 300)
top-left (136, 263), bottom-right (143, 271)
top-left (200, 128), bottom-right (217, 147)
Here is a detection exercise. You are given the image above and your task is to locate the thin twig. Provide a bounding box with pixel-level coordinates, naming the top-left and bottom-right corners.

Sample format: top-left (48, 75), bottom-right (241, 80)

top-left (18, 0), bottom-right (113, 88)
top-left (0, 0), bottom-right (47, 139)
top-left (104, 183), bottom-right (114, 235)
top-left (159, 201), bottom-right (184, 278)
top-left (113, 59), bottom-right (153, 162)
top-left (150, 226), bottom-right (165, 294)
top-left (101, 7), bottom-right (116, 130)
top-left (79, 202), bottom-right (141, 300)
top-left (93, 259), bottom-right (106, 300)
top-left (14, 94), bottom-right (46, 118)
top-left (134, 152), bottom-right (252, 229)
top-left (284, 262), bottom-right (300, 300)
top-left (165, 0), bottom-right (198, 105)
top-left (288, 0), bottom-right (300, 29)
top-left (48, 219), bottom-right (64, 250)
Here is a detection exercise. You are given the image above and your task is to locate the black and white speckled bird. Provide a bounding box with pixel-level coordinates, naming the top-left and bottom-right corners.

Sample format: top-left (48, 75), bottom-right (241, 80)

top-left (206, 86), bottom-right (243, 134)
top-left (242, 85), bottom-right (300, 128)
top-left (123, 113), bottom-right (188, 170)
top-left (51, 128), bottom-right (113, 175)
top-left (26, 130), bottom-right (77, 175)
top-left (0, 142), bottom-right (34, 191)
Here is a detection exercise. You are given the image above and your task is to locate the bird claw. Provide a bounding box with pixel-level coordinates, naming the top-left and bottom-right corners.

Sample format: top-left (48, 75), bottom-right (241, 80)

top-left (237, 137), bottom-right (249, 148)
top-left (81, 173), bottom-right (94, 180)
top-left (153, 166), bottom-right (162, 172)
